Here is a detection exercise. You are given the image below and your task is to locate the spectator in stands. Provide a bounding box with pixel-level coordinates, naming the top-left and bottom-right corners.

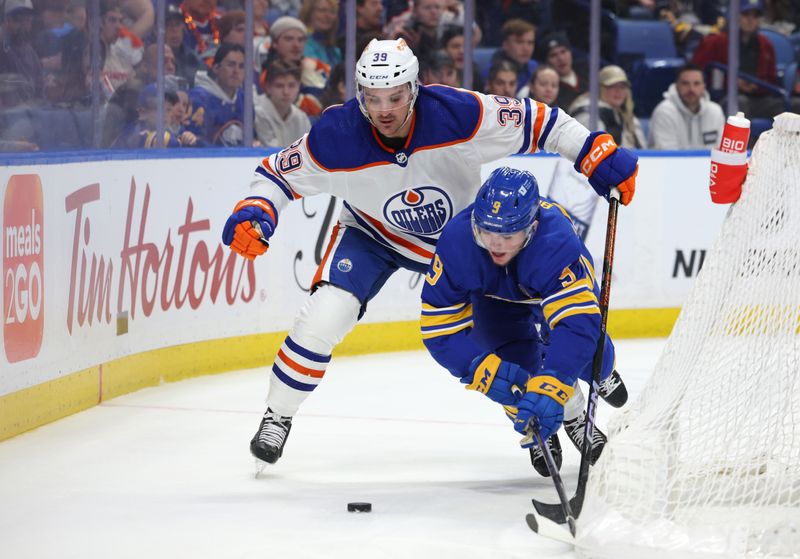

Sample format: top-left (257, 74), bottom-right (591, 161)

top-left (99, 0), bottom-right (143, 98)
top-left (255, 58), bottom-right (311, 147)
top-left (649, 63), bottom-right (726, 149)
top-left (419, 49), bottom-right (459, 87)
top-left (0, 72), bottom-right (38, 150)
top-left (219, 10), bottom-right (246, 47)
top-left (138, 42), bottom-right (177, 84)
top-left (113, 84), bottom-right (182, 148)
top-left (300, 0), bottom-right (341, 69)
top-left (66, 0), bottom-right (86, 31)
top-left (441, 24), bottom-right (482, 90)
top-left (271, 0), bottom-right (301, 18)
top-left (438, 0), bottom-right (482, 45)
top-left (165, 3), bottom-right (203, 88)
top-left (265, 15), bottom-right (323, 118)
top-left (537, 31), bottom-right (587, 113)
top-left (33, 0), bottom-right (68, 72)
top-left (119, 0), bottom-right (153, 40)
top-left (485, 59), bottom-right (519, 98)
top-left (337, 0), bottom-right (384, 56)
top-left (0, 0), bottom-right (43, 98)
top-left (337, 0), bottom-right (383, 54)
top-left (318, 61), bottom-right (344, 109)
top-left (188, 42), bottom-right (247, 146)
top-left (692, 0), bottom-right (786, 119)
top-left (489, 18), bottom-right (537, 95)
top-left (179, 0), bottom-right (222, 60)
top-left (570, 65), bottom-right (646, 148)
top-left (385, 0), bottom-right (443, 54)
top-left (528, 65), bottom-right (560, 106)
top-left (252, 0), bottom-right (271, 70)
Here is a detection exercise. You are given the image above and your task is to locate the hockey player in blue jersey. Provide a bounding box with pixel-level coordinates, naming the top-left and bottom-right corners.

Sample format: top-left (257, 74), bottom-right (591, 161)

top-left (221, 38), bottom-right (638, 470)
top-left (420, 167), bottom-right (628, 475)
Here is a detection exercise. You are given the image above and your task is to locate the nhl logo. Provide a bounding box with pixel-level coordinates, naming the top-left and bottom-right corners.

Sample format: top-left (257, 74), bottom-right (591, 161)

top-left (395, 152), bottom-right (408, 164)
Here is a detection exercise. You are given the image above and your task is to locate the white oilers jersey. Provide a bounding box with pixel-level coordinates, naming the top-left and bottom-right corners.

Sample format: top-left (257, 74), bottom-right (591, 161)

top-left (250, 85), bottom-right (591, 265)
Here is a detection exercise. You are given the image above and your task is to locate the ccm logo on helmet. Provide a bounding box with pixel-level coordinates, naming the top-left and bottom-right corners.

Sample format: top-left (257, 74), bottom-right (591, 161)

top-left (580, 137), bottom-right (617, 176)
top-left (369, 74), bottom-right (389, 80)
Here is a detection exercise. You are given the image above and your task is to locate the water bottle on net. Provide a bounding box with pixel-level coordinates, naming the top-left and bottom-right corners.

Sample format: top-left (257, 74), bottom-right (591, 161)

top-left (709, 111), bottom-right (751, 204)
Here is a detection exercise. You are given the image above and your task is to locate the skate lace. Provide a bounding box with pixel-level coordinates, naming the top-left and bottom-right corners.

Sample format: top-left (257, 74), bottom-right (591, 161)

top-left (565, 416), bottom-right (604, 449)
top-left (598, 372), bottom-right (621, 396)
top-left (257, 412), bottom-right (291, 448)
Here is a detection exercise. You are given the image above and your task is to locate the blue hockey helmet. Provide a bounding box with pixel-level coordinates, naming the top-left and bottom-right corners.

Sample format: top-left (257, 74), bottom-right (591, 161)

top-left (472, 167), bottom-right (540, 243)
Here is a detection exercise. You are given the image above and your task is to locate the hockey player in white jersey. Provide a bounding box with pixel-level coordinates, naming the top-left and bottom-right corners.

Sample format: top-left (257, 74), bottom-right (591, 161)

top-left (221, 38), bottom-right (639, 468)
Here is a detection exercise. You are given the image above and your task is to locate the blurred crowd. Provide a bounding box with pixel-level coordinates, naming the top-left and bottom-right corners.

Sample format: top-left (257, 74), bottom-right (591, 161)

top-left (1, 0), bottom-right (798, 152)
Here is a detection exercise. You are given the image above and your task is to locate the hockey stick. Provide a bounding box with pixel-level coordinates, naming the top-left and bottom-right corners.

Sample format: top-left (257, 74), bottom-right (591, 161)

top-left (531, 423), bottom-right (577, 536)
top-left (528, 192), bottom-right (621, 529)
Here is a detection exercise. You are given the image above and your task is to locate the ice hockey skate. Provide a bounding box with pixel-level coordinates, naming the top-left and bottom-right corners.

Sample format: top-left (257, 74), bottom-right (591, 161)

top-left (250, 408), bottom-right (292, 475)
top-left (563, 411), bottom-right (607, 464)
top-left (597, 369), bottom-right (628, 408)
top-left (529, 434), bottom-right (563, 477)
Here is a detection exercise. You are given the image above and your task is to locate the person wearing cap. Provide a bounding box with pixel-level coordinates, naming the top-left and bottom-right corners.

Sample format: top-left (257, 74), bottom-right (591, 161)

top-left (219, 38), bottom-right (639, 470)
top-left (0, 0), bottom-right (43, 97)
top-left (649, 63), bottom-right (726, 150)
top-left (187, 42), bottom-right (248, 145)
top-left (264, 15), bottom-right (325, 118)
top-left (419, 49), bottom-right (458, 87)
top-left (537, 30), bottom-right (588, 113)
top-left (691, 0), bottom-right (789, 119)
top-left (570, 65), bottom-right (646, 149)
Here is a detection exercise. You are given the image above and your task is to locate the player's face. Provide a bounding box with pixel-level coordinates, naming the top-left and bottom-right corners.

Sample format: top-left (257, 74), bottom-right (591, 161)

top-left (476, 228), bottom-right (529, 266)
top-left (362, 84), bottom-right (414, 138)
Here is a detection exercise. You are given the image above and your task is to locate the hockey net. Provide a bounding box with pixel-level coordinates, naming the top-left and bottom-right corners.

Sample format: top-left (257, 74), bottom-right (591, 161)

top-left (575, 113), bottom-right (800, 559)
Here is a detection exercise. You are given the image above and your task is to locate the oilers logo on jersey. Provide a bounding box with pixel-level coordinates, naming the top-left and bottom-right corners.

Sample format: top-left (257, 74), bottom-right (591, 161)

top-left (383, 187), bottom-right (453, 235)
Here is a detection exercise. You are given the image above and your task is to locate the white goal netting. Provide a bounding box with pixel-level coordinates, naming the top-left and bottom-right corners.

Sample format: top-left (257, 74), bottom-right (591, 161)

top-left (576, 113), bottom-right (800, 559)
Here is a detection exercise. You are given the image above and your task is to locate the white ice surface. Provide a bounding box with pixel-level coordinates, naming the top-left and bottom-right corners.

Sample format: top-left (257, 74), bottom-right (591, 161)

top-left (0, 339), bottom-right (665, 559)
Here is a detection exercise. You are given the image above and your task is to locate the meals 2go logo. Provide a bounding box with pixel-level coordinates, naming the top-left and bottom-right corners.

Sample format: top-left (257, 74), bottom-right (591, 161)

top-left (3, 175), bottom-right (44, 363)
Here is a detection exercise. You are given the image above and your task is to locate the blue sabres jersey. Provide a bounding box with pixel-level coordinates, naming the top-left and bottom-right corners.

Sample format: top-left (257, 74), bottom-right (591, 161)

top-left (249, 84), bottom-right (591, 266)
top-left (420, 201), bottom-right (602, 386)
top-left (187, 87), bottom-right (244, 146)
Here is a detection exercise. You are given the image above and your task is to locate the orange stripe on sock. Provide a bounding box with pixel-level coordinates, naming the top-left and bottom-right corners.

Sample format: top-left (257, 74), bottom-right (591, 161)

top-left (277, 349), bottom-right (325, 378)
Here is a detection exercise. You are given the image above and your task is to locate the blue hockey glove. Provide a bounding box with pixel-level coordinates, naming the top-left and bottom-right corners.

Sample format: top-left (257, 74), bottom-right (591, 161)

top-left (574, 132), bottom-right (638, 205)
top-left (222, 196), bottom-right (277, 260)
top-left (461, 353), bottom-right (530, 405)
top-left (513, 372), bottom-right (574, 444)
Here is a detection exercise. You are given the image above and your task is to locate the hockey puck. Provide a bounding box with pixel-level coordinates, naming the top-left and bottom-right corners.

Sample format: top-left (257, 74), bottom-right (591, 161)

top-left (347, 502), bottom-right (372, 513)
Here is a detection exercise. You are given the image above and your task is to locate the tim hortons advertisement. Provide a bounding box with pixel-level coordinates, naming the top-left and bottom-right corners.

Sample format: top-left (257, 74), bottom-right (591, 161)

top-left (1, 152), bottom-right (726, 397)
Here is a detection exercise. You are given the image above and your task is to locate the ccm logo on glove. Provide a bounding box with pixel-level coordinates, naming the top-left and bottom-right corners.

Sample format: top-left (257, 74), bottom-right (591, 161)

top-left (579, 134), bottom-right (617, 177)
top-left (526, 375), bottom-right (574, 405)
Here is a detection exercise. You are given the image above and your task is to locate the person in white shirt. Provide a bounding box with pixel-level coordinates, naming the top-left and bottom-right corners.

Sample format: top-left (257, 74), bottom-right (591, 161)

top-left (255, 58), bottom-right (311, 147)
top-left (648, 63), bottom-right (726, 150)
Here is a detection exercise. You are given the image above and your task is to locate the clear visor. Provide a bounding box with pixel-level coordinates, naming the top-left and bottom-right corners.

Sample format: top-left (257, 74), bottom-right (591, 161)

top-left (356, 83), bottom-right (415, 114)
top-left (471, 220), bottom-right (534, 252)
